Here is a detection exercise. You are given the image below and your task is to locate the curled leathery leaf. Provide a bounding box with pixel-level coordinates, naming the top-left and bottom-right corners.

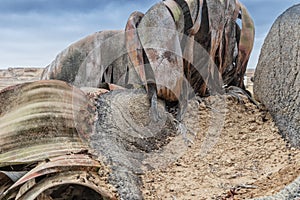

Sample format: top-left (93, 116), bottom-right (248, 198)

top-left (0, 154), bottom-right (117, 200)
top-left (221, 0), bottom-right (237, 73)
top-left (235, 0), bottom-right (255, 88)
top-left (186, 0), bottom-right (203, 35)
top-left (0, 80), bottom-right (95, 167)
top-left (137, 2), bottom-right (184, 102)
top-left (125, 11), bottom-right (147, 91)
top-left (0, 171), bottom-right (27, 183)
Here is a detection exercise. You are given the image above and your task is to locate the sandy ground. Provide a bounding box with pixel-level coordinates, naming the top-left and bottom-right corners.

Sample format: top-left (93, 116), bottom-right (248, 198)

top-left (140, 96), bottom-right (300, 200)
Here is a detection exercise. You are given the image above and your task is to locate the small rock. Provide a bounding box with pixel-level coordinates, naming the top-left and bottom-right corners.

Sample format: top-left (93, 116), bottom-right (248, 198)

top-left (249, 126), bottom-right (257, 131)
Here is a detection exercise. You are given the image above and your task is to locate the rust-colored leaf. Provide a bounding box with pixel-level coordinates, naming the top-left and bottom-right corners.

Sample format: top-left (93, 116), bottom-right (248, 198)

top-left (221, 0), bottom-right (238, 76)
top-left (235, 0), bottom-right (255, 88)
top-left (125, 11), bottom-right (147, 90)
top-left (186, 0), bottom-right (204, 35)
top-left (203, 0), bottom-right (226, 94)
top-left (2, 154), bottom-right (101, 198)
top-left (138, 2), bottom-right (184, 101)
top-left (9, 171), bottom-right (116, 200)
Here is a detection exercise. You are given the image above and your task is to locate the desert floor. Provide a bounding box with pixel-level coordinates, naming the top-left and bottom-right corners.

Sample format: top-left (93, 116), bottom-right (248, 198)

top-left (141, 96), bottom-right (300, 199)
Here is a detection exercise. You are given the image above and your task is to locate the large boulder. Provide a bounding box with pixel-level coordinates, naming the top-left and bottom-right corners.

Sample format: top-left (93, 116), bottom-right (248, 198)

top-left (254, 4), bottom-right (300, 147)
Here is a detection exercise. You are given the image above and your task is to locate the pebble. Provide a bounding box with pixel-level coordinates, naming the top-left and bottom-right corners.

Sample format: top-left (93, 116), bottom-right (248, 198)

top-left (250, 126), bottom-right (258, 131)
top-left (271, 127), bottom-right (277, 132)
top-left (241, 135), bottom-right (248, 140)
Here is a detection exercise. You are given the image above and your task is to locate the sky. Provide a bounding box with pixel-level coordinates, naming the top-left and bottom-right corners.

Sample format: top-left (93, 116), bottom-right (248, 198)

top-left (0, 0), bottom-right (299, 69)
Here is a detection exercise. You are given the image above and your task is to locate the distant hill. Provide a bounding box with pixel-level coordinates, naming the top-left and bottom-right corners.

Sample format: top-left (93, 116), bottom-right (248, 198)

top-left (0, 67), bottom-right (43, 91)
